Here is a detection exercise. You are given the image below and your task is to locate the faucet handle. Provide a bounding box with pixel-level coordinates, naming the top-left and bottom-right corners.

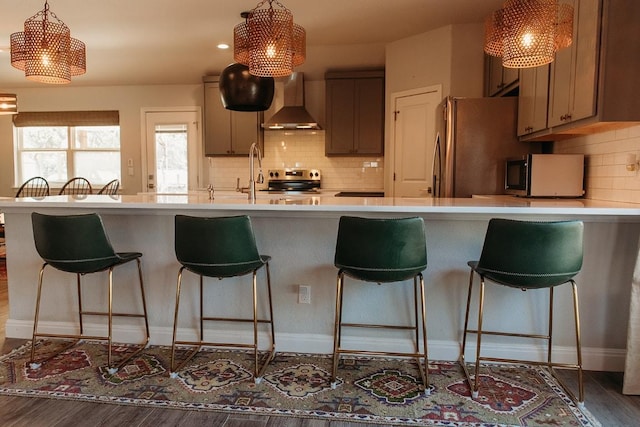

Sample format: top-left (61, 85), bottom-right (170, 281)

top-left (257, 169), bottom-right (264, 184)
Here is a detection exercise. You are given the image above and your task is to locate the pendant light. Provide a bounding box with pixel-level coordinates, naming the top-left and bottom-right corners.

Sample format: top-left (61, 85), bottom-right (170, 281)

top-left (219, 63), bottom-right (275, 112)
top-left (233, 1), bottom-right (306, 77)
top-left (0, 94), bottom-right (18, 115)
top-left (10, 1), bottom-right (86, 84)
top-left (484, 0), bottom-right (573, 68)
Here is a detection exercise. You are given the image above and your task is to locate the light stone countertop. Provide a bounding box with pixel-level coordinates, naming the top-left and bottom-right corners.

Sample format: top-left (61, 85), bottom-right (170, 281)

top-left (0, 193), bottom-right (639, 220)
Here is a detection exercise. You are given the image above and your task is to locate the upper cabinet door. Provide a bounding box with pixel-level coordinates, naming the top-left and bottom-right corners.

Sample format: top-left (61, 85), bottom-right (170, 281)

top-left (203, 79), bottom-right (263, 156)
top-left (354, 78), bottom-right (384, 154)
top-left (518, 65), bottom-right (550, 136)
top-left (204, 82), bottom-right (232, 155)
top-left (548, 0), bottom-right (599, 127)
top-left (485, 55), bottom-right (519, 97)
top-left (325, 70), bottom-right (385, 156)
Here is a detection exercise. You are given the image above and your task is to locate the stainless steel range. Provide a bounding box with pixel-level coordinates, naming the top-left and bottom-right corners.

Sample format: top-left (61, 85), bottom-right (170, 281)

top-left (263, 168), bottom-right (321, 194)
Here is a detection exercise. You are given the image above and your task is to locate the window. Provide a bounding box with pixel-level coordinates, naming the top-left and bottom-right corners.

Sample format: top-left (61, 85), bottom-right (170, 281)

top-left (13, 111), bottom-right (120, 186)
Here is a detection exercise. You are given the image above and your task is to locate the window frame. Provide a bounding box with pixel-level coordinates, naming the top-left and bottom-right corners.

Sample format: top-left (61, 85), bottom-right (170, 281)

top-left (13, 111), bottom-right (121, 188)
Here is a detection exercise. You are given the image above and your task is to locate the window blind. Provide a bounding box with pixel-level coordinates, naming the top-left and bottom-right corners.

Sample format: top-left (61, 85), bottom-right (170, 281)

top-left (12, 111), bottom-right (120, 127)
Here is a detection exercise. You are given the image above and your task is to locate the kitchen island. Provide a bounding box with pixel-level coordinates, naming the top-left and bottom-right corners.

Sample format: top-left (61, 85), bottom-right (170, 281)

top-left (1, 193), bottom-right (640, 393)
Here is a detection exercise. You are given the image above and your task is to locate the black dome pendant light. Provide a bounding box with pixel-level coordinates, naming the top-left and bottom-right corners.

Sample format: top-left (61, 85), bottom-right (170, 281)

top-left (219, 62), bottom-right (274, 112)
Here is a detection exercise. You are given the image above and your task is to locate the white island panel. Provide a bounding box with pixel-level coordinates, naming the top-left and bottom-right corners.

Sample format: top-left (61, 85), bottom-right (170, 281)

top-left (1, 194), bottom-right (639, 386)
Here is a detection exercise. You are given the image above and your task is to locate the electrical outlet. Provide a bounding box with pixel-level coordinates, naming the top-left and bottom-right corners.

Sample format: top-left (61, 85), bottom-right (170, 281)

top-left (298, 285), bottom-right (311, 304)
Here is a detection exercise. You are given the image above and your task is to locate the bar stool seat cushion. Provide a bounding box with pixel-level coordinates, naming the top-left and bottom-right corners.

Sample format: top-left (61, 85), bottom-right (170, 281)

top-left (32, 213), bottom-right (142, 274)
top-left (334, 216), bottom-right (427, 283)
top-left (175, 215), bottom-right (268, 278)
top-left (469, 219), bottom-right (583, 289)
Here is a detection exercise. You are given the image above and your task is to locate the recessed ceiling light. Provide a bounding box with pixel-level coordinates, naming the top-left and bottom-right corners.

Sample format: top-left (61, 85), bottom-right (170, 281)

top-left (217, 43), bottom-right (230, 50)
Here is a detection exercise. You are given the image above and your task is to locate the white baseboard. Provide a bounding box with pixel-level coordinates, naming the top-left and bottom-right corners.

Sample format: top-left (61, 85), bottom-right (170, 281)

top-left (5, 319), bottom-right (626, 372)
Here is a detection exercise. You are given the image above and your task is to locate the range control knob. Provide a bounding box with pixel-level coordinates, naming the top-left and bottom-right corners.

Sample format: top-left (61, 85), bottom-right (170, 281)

top-left (275, 171), bottom-right (279, 178)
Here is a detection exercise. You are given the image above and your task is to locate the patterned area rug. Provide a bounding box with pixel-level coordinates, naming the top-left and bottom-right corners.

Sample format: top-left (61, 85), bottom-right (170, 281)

top-left (0, 340), bottom-right (600, 427)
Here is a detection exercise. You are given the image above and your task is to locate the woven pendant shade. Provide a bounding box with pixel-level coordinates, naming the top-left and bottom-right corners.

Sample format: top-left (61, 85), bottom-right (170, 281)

top-left (502, 0), bottom-right (557, 68)
top-left (247, 3), bottom-right (293, 77)
top-left (233, 1), bottom-right (305, 77)
top-left (484, 9), bottom-right (505, 57)
top-left (484, 0), bottom-right (573, 69)
top-left (10, 1), bottom-right (86, 84)
top-left (234, 20), bottom-right (306, 68)
top-left (291, 23), bottom-right (306, 67)
top-left (0, 94), bottom-right (18, 115)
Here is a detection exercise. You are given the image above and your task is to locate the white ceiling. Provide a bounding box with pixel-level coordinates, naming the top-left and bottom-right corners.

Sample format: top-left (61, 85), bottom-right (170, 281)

top-left (0, 0), bottom-right (504, 88)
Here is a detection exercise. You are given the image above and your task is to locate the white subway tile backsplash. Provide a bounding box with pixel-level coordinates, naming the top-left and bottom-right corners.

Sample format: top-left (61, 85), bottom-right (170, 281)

top-left (207, 130), bottom-right (385, 191)
top-left (555, 124), bottom-right (640, 203)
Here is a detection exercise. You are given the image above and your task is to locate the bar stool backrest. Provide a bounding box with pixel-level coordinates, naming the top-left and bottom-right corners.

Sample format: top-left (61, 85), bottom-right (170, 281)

top-left (334, 216), bottom-right (427, 283)
top-left (31, 213), bottom-right (119, 273)
top-left (59, 177), bottom-right (92, 195)
top-left (175, 215), bottom-right (263, 278)
top-left (476, 218), bottom-right (584, 289)
top-left (16, 177), bottom-right (50, 198)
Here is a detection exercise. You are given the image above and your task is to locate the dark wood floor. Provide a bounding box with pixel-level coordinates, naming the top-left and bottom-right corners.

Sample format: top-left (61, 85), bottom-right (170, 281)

top-left (1, 274), bottom-right (640, 425)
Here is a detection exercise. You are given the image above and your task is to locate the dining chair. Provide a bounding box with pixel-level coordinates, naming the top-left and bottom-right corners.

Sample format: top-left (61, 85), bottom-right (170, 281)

top-left (331, 216), bottom-right (430, 393)
top-left (170, 214), bottom-right (276, 383)
top-left (460, 218), bottom-right (584, 405)
top-left (59, 177), bottom-right (92, 195)
top-left (98, 179), bottom-right (120, 195)
top-left (15, 177), bottom-right (50, 198)
top-left (29, 212), bottom-right (150, 374)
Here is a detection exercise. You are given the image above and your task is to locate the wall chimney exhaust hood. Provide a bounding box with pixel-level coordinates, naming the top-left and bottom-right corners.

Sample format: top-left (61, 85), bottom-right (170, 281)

top-left (263, 72), bottom-right (320, 130)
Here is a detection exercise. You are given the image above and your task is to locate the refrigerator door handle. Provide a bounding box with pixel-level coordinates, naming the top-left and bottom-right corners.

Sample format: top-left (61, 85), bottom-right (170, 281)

top-left (432, 133), bottom-right (441, 198)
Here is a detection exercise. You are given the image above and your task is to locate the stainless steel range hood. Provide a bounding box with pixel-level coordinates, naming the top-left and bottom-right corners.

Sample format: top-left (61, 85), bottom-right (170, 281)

top-left (262, 72), bottom-right (321, 130)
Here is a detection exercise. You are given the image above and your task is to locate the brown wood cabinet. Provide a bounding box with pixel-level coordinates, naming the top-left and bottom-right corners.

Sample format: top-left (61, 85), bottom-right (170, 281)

top-left (203, 76), bottom-right (263, 156)
top-left (325, 70), bottom-right (384, 156)
top-left (520, 0), bottom-right (640, 141)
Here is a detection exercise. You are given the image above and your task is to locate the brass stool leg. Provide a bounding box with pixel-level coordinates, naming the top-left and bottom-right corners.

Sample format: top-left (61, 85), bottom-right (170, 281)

top-left (135, 258), bottom-right (150, 348)
top-left (471, 278), bottom-right (486, 399)
top-left (30, 263), bottom-right (79, 370)
top-left (29, 264), bottom-right (47, 368)
top-left (418, 273), bottom-right (430, 394)
top-left (572, 281), bottom-right (584, 404)
top-left (106, 267), bottom-right (114, 372)
top-left (103, 260), bottom-right (149, 375)
top-left (170, 267), bottom-right (186, 376)
top-left (459, 268), bottom-right (476, 396)
top-left (254, 262), bottom-right (276, 383)
top-left (252, 270), bottom-right (259, 380)
top-left (331, 272), bottom-right (344, 389)
top-left (264, 262), bottom-right (276, 354)
top-left (170, 267), bottom-right (203, 377)
top-left (77, 273), bottom-right (84, 335)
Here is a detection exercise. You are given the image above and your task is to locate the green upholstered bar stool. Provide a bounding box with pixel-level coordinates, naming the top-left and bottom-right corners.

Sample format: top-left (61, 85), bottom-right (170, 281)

top-left (331, 216), bottom-right (430, 393)
top-left (460, 218), bottom-right (584, 405)
top-left (30, 213), bottom-right (150, 374)
top-left (170, 215), bottom-right (276, 383)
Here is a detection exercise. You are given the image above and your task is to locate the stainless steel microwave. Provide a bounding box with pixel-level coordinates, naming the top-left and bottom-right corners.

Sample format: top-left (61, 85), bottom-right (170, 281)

top-left (505, 154), bottom-right (585, 197)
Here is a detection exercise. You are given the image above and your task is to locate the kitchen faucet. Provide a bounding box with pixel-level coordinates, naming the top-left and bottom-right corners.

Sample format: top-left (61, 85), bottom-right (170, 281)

top-left (236, 142), bottom-right (264, 202)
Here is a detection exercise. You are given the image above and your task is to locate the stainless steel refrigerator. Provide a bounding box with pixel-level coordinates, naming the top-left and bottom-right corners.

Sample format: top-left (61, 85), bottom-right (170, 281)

top-left (433, 96), bottom-right (544, 198)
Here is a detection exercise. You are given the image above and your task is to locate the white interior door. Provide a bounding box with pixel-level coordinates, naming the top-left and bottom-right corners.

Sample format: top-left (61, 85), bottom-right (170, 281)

top-left (144, 110), bottom-right (200, 193)
top-left (392, 87), bottom-right (441, 198)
